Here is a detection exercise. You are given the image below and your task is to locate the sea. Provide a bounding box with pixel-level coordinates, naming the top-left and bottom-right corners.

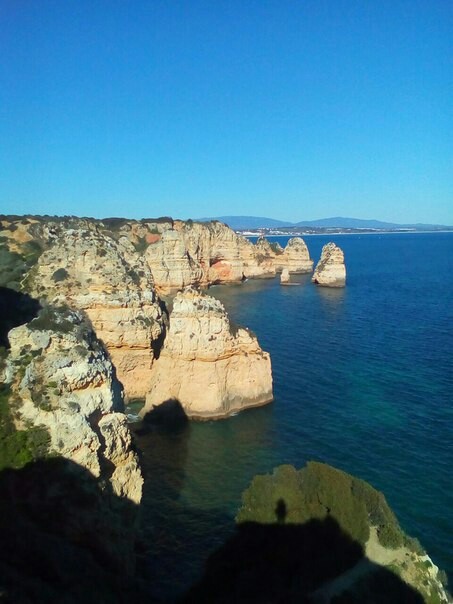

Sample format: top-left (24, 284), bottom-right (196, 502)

top-left (129, 232), bottom-right (453, 600)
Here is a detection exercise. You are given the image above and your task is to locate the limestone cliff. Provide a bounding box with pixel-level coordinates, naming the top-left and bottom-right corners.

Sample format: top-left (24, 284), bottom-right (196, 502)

top-left (142, 288), bottom-right (273, 419)
top-left (1, 305), bottom-right (143, 503)
top-left (312, 242), bottom-right (346, 287)
top-left (1, 216), bottom-right (312, 402)
top-left (1, 218), bottom-right (167, 399)
top-left (0, 218), bottom-right (314, 298)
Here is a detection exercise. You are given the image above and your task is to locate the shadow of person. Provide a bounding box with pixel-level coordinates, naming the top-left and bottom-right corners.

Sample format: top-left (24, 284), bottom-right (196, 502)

top-left (275, 498), bottom-right (287, 524)
top-left (183, 510), bottom-right (424, 603)
top-left (0, 457), bottom-right (153, 603)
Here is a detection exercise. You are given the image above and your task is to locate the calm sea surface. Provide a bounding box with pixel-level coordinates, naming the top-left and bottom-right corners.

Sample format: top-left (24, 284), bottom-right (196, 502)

top-left (131, 232), bottom-right (453, 600)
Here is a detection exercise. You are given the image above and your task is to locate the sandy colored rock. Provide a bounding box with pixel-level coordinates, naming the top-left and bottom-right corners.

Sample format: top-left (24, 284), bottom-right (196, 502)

top-left (1, 217), bottom-right (313, 400)
top-left (21, 222), bottom-right (166, 399)
top-left (312, 242), bottom-right (346, 287)
top-left (142, 288), bottom-right (273, 419)
top-left (277, 237), bottom-right (314, 273)
top-left (280, 268), bottom-right (290, 284)
top-left (4, 308), bottom-right (143, 504)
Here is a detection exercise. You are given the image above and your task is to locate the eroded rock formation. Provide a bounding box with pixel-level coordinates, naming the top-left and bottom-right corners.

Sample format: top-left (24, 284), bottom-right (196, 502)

top-left (142, 288), bottom-right (273, 419)
top-left (276, 236), bottom-right (313, 273)
top-left (0, 216), bottom-right (313, 401)
top-left (280, 268), bottom-right (290, 284)
top-left (2, 306), bottom-right (143, 504)
top-left (16, 221), bottom-right (166, 399)
top-left (312, 242), bottom-right (346, 287)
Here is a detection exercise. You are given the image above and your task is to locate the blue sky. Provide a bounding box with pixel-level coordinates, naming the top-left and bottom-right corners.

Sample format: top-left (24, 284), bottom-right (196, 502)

top-left (0, 1), bottom-right (451, 223)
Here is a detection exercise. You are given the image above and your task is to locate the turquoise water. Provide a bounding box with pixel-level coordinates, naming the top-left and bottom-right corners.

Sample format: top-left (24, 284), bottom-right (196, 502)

top-left (132, 232), bottom-right (453, 600)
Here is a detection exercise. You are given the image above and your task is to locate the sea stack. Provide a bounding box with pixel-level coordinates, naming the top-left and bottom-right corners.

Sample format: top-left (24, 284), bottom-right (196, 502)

top-left (280, 268), bottom-right (290, 284)
top-left (141, 288), bottom-right (273, 419)
top-left (312, 242), bottom-right (346, 287)
top-left (280, 237), bottom-right (314, 273)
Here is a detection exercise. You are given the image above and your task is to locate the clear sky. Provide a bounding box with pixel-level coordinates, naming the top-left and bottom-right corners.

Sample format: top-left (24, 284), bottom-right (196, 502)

top-left (0, 1), bottom-right (451, 224)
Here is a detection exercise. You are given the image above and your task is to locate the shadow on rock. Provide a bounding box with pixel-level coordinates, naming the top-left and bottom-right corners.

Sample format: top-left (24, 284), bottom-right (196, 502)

top-left (0, 287), bottom-right (41, 348)
top-left (132, 399), bottom-right (191, 599)
top-left (141, 399), bottom-right (189, 432)
top-left (183, 513), bottom-right (424, 603)
top-left (0, 457), bottom-right (154, 603)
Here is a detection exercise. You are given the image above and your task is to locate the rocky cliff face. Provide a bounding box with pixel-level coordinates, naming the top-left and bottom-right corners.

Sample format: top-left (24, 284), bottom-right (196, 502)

top-left (2, 306), bottom-right (143, 504)
top-left (142, 288), bottom-right (273, 419)
top-left (1, 216), bottom-right (312, 402)
top-left (20, 222), bottom-right (166, 400)
top-left (312, 242), bottom-right (346, 287)
top-left (144, 221), bottom-right (314, 291)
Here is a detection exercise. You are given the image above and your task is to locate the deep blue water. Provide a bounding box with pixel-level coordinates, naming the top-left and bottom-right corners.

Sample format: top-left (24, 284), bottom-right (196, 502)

top-left (132, 232), bottom-right (453, 600)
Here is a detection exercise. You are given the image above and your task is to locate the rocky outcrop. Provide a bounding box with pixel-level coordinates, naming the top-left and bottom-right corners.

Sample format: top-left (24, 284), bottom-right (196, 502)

top-left (187, 462), bottom-right (450, 603)
top-left (1, 217), bottom-right (314, 297)
top-left (0, 216), bottom-right (312, 401)
top-left (275, 237), bottom-right (313, 273)
top-left (18, 222), bottom-right (166, 399)
top-left (144, 221), bottom-right (277, 290)
top-left (312, 242), bottom-right (346, 287)
top-left (280, 268), bottom-right (290, 284)
top-left (141, 288), bottom-right (273, 419)
top-left (2, 306), bottom-right (143, 504)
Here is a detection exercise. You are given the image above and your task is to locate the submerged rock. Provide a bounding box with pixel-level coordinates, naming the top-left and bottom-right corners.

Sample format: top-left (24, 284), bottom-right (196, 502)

top-left (312, 242), bottom-right (346, 287)
top-left (141, 288), bottom-right (273, 419)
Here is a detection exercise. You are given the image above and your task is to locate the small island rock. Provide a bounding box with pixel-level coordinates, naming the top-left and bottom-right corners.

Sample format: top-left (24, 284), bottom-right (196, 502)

top-left (312, 242), bottom-right (346, 287)
top-left (141, 288), bottom-right (273, 419)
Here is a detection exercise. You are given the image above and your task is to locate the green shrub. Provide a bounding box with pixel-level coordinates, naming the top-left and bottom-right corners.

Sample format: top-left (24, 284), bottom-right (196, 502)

top-left (237, 462), bottom-right (408, 549)
top-left (29, 305), bottom-right (74, 334)
top-left (22, 239), bottom-right (44, 266)
top-left (133, 237), bottom-right (148, 254)
top-left (52, 268), bottom-right (69, 282)
top-left (0, 383), bottom-right (50, 470)
top-left (0, 247), bottom-right (27, 288)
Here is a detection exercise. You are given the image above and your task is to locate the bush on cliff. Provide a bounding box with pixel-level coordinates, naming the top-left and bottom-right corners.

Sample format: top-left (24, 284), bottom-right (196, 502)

top-left (0, 383), bottom-right (50, 471)
top-left (236, 462), bottom-right (405, 549)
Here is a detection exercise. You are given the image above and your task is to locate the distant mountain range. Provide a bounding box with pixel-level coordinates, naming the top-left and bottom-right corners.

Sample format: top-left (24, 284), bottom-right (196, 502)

top-left (197, 215), bottom-right (451, 231)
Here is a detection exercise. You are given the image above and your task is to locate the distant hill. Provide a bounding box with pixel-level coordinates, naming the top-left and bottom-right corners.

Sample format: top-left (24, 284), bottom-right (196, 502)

top-left (295, 217), bottom-right (401, 228)
top-left (198, 215), bottom-right (451, 231)
top-left (197, 216), bottom-right (294, 230)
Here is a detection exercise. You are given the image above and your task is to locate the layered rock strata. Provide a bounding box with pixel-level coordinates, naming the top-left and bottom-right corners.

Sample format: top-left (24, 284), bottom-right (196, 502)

top-left (275, 236), bottom-right (313, 273)
top-left (2, 306), bottom-right (143, 504)
top-left (18, 222), bottom-right (166, 399)
top-left (142, 288), bottom-right (273, 419)
top-left (0, 217), bottom-right (314, 297)
top-left (0, 216), bottom-right (312, 401)
top-left (312, 242), bottom-right (346, 287)
top-left (0, 305), bottom-right (146, 598)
